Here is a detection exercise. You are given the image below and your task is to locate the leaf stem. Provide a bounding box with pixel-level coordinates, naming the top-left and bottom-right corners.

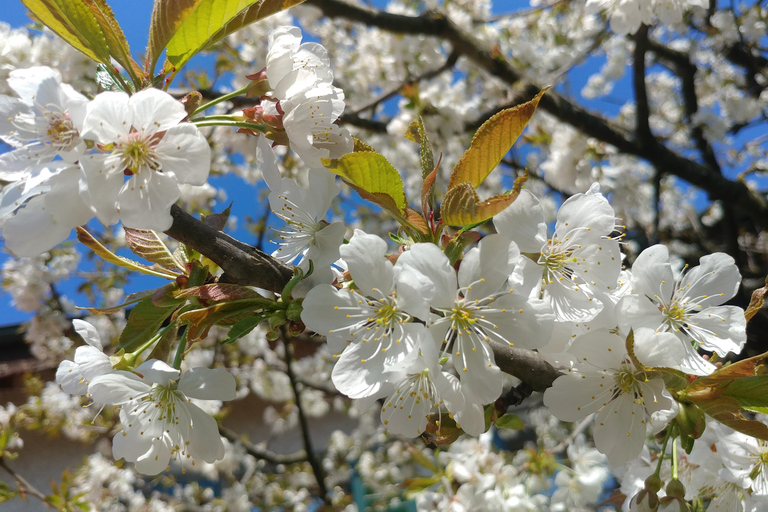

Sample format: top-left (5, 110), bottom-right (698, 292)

top-left (655, 428), bottom-right (673, 477)
top-left (191, 85), bottom-right (252, 117)
top-left (172, 328), bottom-right (189, 370)
top-left (190, 120), bottom-right (268, 133)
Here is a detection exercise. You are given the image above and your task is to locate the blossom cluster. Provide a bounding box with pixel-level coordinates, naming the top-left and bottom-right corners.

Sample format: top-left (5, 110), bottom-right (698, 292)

top-left (0, 7), bottom-right (764, 511)
top-left (0, 67), bottom-right (211, 255)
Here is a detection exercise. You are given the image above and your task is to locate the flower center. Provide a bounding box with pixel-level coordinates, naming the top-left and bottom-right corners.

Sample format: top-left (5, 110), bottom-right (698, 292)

top-left (44, 110), bottom-right (78, 150)
top-left (119, 131), bottom-right (160, 175)
top-left (612, 365), bottom-right (647, 401)
top-left (539, 240), bottom-right (577, 285)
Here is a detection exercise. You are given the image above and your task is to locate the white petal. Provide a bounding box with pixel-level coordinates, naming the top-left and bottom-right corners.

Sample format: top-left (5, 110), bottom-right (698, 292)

top-left (79, 153), bottom-right (122, 226)
top-left (459, 234), bottom-right (519, 300)
top-left (340, 229), bottom-right (393, 296)
top-left (88, 371), bottom-right (150, 404)
top-left (72, 319), bottom-right (102, 349)
top-left (680, 252), bottom-right (741, 309)
top-left (395, 243), bottom-right (456, 309)
top-left (56, 360), bottom-right (89, 395)
top-left (136, 359), bottom-right (180, 386)
top-left (687, 306), bottom-right (747, 357)
top-left (555, 183), bottom-right (616, 242)
top-left (117, 169), bottom-right (180, 230)
top-left (630, 245), bottom-right (674, 299)
top-left (154, 123), bottom-right (211, 185)
top-left (493, 189), bottom-right (547, 253)
top-left (257, 134), bottom-right (282, 191)
top-left (593, 394), bottom-right (646, 467)
top-left (81, 91), bottom-right (131, 142)
top-left (186, 402), bottom-right (226, 463)
top-left (179, 367), bottom-right (237, 401)
top-left (133, 437), bottom-right (173, 475)
top-left (129, 88), bottom-right (187, 134)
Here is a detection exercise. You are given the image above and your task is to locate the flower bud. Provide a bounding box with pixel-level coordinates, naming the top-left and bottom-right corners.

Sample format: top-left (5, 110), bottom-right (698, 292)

top-left (629, 474), bottom-right (662, 511)
top-left (658, 479), bottom-right (690, 512)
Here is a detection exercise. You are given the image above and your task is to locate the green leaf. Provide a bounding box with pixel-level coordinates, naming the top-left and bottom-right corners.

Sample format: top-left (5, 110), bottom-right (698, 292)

top-left (118, 297), bottom-right (177, 351)
top-left (83, 0), bottom-right (141, 80)
top-left (441, 172), bottom-right (527, 227)
top-left (221, 315), bottom-right (266, 344)
top-left (175, 283), bottom-right (269, 303)
top-left (693, 395), bottom-right (768, 441)
top-left (721, 375), bottom-right (768, 409)
top-left (0, 481), bottom-right (17, 503)
top-left (124, 227), bottom-right (186, 273)
top-left (494, 413), bottom-right (524, 430)
top-left (404, 117), bottom-right (434, 180)
top-left (22, 0), bottom-right (104, 62)
top-left (147, 0), bottom-right (204, 73)
top-left (165, 0), bottom-right (306, 73)
top-left (177, 298), bottom-right (271, 341)
top-left (77, 227), bottom-right (179, 280)
top-left (323, 152), bottom-right (407, 218)
top-left (448, 87), bottom-right (548, 190)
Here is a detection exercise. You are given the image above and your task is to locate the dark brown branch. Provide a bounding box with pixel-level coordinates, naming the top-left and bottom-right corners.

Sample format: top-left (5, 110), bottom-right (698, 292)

top-left (490, 343), bottom-right (562, 392)
top-left (307, 0), bottom-right (768, 229)
top-left (164, 204), bottom-right (294, 293)
top-left (633, 25), bottom-right (652, 146)
top-left (219, 426), bottom-right (308, 465)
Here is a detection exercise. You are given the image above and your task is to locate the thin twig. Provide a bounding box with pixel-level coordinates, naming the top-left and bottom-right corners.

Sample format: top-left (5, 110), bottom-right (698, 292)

top-left (550, 414), bottom-right (595, 454)
top-left (219, 426), bottom-right (308, 465)
top-left (347, 51), bottom-right (459, 116)
top-left (0, 458), bottom-right (48, 502)
top-left (283, 337), bottom-right (331, 504)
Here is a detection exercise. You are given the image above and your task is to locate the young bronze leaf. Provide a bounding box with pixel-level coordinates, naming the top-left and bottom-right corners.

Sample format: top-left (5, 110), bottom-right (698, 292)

top-left (22, 0), bottom-right (104, 63)
top-left (76, 289), bottom-right (155, 314)
top-left (685, 351), bottom-right (768, 393)
top-left (721, 375), bottom-right (768, 409)
top-left (693, 395), bottom-right (768, 441)
top-left (147, 0), bottom-right (204, 73)
top-left (323, 152), bottom-right (406, 215)
top-left (177, 298), bottom-right (268, 341)
top-left (448, 87), bottom-right (548, 190)
top-left (76, 227), bottom-right (179, 280)
top-left (165, 0), bottom-right (305, 72)
top-left (441, 183), bottom-right (522, 227)
top-left (745, 275), bottom-right (768, 323)
top-left (404, 117), bottom-right (434, 179)
top-left (404, 208), bottom-right (429, 234)
top-left (83, 0), bottom-right (141, 80)
top-left (124, 227), bottom-right (185, 273)
top-left (174, 283), bottom-right (268, 302)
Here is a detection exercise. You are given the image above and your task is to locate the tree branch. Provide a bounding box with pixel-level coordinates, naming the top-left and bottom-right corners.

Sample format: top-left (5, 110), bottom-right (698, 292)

top-left (490, 343), bottom-right (561, 392)
top-left (164, 205), bottom-right (294, 293)
top-left (283, 337), bottom-right (330, 504)
top-left (307, 0), bottom-right (768, 229)
top-left (219, 426), bottom-right (308, 465)
top-left (0, 458), bottom-right (48, 502)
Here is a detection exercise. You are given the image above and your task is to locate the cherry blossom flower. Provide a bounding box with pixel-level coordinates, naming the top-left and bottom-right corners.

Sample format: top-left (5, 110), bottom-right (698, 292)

top-left (494, 183), bottom-right (622, 323)
top-left (396, 235), bottom-right (554, 405)
top-left (301, 230), bottom-right (433, 399)
top-left (1, 162), bottom-right (92, 256)
top-left (264, 26), bottom-right (353, 167)
top-left (617, 245), bottom-right (746, 364)
top-left (79, 88), bottom-right (211, 231)
top-left (88, 359), bottom-right (236, 475)
top-left (0, 66), bottom-right (87, 179)
top-left (257, 135), bottom-right (344, 295)
top-left (55, 319), bottom-right (113, 396)
top-left (543, 329), bottom-right (677, 466)
top-left (376, 326), bottom-right (484, 437)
